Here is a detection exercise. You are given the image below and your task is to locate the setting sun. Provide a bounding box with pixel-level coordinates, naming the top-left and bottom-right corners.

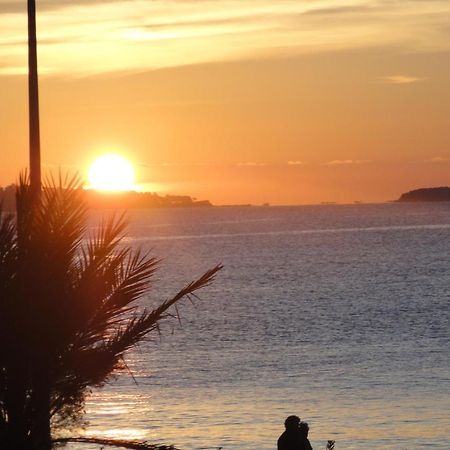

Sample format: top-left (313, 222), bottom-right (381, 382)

top-left (87, 154), bottom-right (135, 191)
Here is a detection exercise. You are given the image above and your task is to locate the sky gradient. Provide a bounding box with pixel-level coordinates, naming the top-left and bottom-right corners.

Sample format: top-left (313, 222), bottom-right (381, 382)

top-left (1, 0), bottom-right (449, 204)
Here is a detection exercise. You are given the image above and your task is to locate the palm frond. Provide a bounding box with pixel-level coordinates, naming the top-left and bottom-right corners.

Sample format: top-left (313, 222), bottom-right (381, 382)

top-left (0, 204), bottom-right (17, 289)
top-left (0, 175), bottom-right (222, 448)
top-left (105, 265), bottom-right (223, 356)
top-left (73, 251), bottom-right (160, 348)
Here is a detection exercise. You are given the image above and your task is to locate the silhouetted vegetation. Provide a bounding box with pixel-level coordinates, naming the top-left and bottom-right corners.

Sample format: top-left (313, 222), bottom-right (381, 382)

top-left (0, 175), bottom-right (221, 450)
top-left (398, 186), bottom-right (450, 202)
top-left (0, 185), bottom-right (16, 211)
top-left (83, 190), bottom-right (212, 209)
top-left (0, 185), bottom-right (211, 211)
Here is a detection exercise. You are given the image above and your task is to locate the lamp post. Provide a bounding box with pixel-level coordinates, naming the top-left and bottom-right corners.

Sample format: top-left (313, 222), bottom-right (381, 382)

top-left (27, 0), bottom-right (41, 194)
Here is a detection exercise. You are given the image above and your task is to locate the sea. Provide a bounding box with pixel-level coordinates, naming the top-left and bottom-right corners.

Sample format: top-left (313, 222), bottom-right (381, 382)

top-left (66, 203), bottom-right (449, 450)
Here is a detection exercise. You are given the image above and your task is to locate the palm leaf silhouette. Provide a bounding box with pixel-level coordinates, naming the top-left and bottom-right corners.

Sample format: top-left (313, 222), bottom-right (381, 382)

top-left (0, 176), bottom-right (221, 449)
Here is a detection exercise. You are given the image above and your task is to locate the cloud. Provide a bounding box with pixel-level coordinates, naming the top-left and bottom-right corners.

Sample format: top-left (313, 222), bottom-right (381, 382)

top-left (287, 160), bottom-right (305, 166)
top-left (237, 162), bottom-right (267, 167)
top-left (0, 0), bottom-right (129, 14)
top-left (157, 161), bottom-right (213, 167)
top-left (302, 5), bottom-right (373, 17)
top-left (1, 1), bottom-right (450, 76)
top-left (425, 156), bottom-right (450, 162)
top-left (326, 159), bottom-right (371, 166)
top-left (381, 75), bottom-right (425, 84)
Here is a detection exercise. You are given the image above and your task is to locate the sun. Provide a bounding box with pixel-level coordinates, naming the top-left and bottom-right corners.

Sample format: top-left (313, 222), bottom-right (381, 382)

top-left (88, 154), bottom-right (135, 191)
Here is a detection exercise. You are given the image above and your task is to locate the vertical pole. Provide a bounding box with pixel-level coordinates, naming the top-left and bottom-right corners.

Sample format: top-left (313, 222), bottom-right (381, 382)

top-left (28, 0), bottom-right (41, 194)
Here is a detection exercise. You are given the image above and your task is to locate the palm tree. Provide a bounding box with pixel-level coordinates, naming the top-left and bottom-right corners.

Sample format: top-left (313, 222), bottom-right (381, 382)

top-left (0, 175), bottom-right (221, 450)
top-left (17, 4), bottom-right (220, 448)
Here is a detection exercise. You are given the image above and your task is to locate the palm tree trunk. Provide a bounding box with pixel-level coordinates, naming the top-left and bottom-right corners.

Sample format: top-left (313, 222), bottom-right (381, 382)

top-left (4, 359), bottom-right (29, 450)
top-left (31, 370), bottom-right (52, 450)
top-left (27, 0), bottom-right (41, 195)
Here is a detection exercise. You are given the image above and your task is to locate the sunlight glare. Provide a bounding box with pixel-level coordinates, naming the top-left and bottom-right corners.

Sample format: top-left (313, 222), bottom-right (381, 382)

top-left (88, 154), bottom-right (135, 191)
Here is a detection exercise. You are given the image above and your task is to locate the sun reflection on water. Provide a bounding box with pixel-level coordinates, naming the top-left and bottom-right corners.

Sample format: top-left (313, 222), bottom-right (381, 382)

top-left (85, 427), bottom-right (147, 440)
top-left (71, 378), bottom-right (450, 450)
top-left (64, 205), bottom-right (450, 450)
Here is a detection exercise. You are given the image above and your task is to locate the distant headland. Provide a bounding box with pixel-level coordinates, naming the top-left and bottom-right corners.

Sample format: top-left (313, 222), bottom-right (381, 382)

top-left (0, 184), bottom-right (212, 210)
top-left (398, 187), bottom-right (450, 202)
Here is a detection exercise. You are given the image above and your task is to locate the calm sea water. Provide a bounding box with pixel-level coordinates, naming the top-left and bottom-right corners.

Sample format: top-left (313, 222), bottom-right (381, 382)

top-left (68, 203), bottom-right (449, 450)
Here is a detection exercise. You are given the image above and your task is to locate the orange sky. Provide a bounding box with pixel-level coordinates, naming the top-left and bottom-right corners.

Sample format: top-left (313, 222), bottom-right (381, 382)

top-left (1, 0), bottom-right (449, 204)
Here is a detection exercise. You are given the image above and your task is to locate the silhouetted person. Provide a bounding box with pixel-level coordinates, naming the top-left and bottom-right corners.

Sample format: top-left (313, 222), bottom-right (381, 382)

top-left (298, 422), bottom-right (313, 450)
top-left (278, 415), bottom-right (304, 450)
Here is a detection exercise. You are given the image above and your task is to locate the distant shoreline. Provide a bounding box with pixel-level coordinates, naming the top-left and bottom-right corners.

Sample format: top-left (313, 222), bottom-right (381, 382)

top-left (4, 184), bottom-right (450, 208)
top-left (397, 186), bottom-right (450, 202)
top-left (0, 185), bottom-right (212, 210)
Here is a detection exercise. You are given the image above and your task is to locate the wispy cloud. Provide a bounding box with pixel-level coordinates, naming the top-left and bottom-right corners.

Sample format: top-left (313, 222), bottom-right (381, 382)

top-left (287, 160), bottom-right (306, 166)
top-left (425, 156), bottom-right (450, 162)
top-left (237, 162), bottom-right (267, 167)
top-left (381, 75), bottom-right (425, 84)
top-left (1, 0), bottom-right (450, 75)
top-left (157, 161), bottom-right (214, 167)
top-left (326, 159), bottom-right (371, 166)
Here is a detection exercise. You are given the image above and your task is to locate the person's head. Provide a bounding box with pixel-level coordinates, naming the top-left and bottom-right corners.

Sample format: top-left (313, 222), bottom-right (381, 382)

top-left (284, 415), bottom-right (301, 431)
top-left (298, 422), bottom-right (309, 438)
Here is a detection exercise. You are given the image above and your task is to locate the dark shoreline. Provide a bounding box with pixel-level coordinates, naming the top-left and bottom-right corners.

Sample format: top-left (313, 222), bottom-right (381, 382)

top-left (0, 185), bottom-right (212, 211)
top-left (398, 186), bottom-right (450, 202)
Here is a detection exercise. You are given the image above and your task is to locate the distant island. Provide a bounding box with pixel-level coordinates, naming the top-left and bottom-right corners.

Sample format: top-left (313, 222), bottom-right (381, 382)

top-left (398, 187), bottom-right (450, 202)
top-left (0, 184), bottom-right (212, 210)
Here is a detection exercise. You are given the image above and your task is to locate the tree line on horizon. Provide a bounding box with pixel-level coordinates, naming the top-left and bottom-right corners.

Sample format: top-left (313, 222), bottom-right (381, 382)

top-left (0, 184), bottom-right (212, 211)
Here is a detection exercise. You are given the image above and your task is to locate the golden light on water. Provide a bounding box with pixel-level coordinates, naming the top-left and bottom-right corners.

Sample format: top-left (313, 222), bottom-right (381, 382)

top-left (85, 428), bottom-right (147, 440)
top-left (87, 154), bottom-right (135, 192)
